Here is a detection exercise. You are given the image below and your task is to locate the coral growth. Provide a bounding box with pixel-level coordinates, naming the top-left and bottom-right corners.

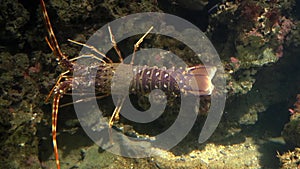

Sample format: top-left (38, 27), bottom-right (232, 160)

top-left (282, 94), bottom-right (300, 146)
top-left (289, 94), bottom-right (300, 116)
top-left (240, 1), bottom-right (263, 22)
top-left (236, 0), bottom-right (295, 63)
top-left (208, 0), bottom-right (296, 95)
top-left (280, 94), bottom-right (300, 167)
top-left (278, 147), bottom-right (300, 169)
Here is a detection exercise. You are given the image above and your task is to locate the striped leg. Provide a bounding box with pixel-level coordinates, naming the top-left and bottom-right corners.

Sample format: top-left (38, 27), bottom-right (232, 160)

top-left (50, 80), bottom-right (72, 169)
top-left (51, 94), bottom-right (61, 169)
top-left (40, 0), bottom-right (73, 168)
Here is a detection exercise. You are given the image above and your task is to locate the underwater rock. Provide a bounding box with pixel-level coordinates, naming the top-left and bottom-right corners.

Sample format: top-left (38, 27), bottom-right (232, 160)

top-left (169, 0), bottom-right (208, 10)
top-left (208, 0), bottom-right (296, 96)
top-left (0, 0), bottom-right (29, 41)
top-left (283, 118), bottom-right (300, 146)
top-left (279, 94), bottom-right (300, 168)
top-left (282, 94), bottom-right (300, 146)
top-left (0, 51), bottom-right (48, 168)
top-left (102, 0), bottom-right (161, 18)
top-left (1, 0), bottom-right (299, 168)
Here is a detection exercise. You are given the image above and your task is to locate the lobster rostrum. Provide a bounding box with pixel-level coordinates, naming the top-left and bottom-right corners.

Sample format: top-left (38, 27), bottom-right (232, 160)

top-left (40, 0), bottom-right (217, 168)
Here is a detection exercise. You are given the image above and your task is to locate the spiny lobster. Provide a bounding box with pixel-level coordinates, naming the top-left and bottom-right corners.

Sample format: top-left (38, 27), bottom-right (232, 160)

top-left (40, 0), bottom-right (216, 168)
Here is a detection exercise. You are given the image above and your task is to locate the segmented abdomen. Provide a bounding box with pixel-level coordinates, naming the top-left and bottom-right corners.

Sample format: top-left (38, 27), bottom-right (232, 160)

top-left (130, 64), bottom-right (216, 96)
top-left (93, 63), bottom-right (216, 96)
top-left (130, 66), bottom-right (182, 95)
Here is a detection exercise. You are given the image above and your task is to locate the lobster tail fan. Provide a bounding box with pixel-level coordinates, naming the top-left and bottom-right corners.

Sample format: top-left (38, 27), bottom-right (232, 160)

top-left (184, 66), bottom-right (217, 96)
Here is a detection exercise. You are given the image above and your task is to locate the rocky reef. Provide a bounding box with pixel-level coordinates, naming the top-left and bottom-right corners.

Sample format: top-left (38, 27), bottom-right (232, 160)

top-left (278, 95), bottom-right (300, 168)
top-left (208, 0), bottom-right (296, 95)
top-left (283, 94), bottom-right (300, 147)
top-left (0, 0), bottom-right (300, 168)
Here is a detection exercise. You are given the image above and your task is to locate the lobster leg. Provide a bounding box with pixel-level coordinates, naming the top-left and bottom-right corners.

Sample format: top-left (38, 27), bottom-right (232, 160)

top-left (69, 54), bottom-right (107, 63)
top-left (60, 93), bottom-right (110, 108)
top-left (40, 1), bottom-right (74, 168)
top-left (109, 97), bottom-right (126, 127)
top-left (51, 93), bottom-right (61, 169)
top-left (108, 96), bottom-right (126, 143)
top-left (51, 79), bottom-right (72, 169)
top-left (131, 26), bottom-right (153, 65)
top-left (108, 26), bottom-right (123, 63)
top-left (108, 26), bottom-right (154, 130)
top-left (67, 39), bottom-right (112, 63)
top-left (45, 71), bottom-right (70, 103)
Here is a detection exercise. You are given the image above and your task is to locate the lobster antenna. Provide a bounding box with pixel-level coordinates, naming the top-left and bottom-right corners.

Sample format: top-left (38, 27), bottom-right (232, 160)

top-left (40, 0), bottom-right (67, 61)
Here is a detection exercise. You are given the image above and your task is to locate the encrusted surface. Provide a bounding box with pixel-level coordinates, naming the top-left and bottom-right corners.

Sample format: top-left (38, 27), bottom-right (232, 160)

top-left (0, 0), bottom-right (299, 168)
